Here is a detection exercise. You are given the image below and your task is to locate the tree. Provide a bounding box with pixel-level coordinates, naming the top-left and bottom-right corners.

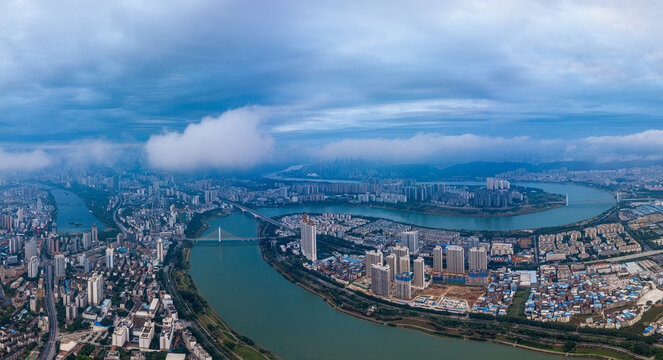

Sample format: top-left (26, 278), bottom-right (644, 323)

top-left (563, 341), bottom-right (576, 353)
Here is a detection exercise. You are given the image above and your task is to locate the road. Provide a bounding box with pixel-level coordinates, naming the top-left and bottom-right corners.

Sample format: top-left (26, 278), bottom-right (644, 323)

top-left (162, 242), bottom-right (231, 360)
top-left (113, 199), bottom-right (130, 238)
top-left (38, 260), bottom-right (58, 360)
top-left (586, 248), bottom-right (663, 264)
top-left (224, 200), bottom-right (286, 228)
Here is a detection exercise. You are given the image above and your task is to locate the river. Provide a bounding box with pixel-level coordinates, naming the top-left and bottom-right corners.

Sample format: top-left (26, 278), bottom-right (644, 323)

top-left (189, 182), bottom-right (613, 360)
top-left (192, 213), bottom-right (561, 360)
top-left (257, 182), bottom-right (615, 231)
top-left (49, 188), bottom-right (105, 234)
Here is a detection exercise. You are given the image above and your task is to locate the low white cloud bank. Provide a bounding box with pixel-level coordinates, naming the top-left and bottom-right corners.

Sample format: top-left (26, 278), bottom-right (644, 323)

top-left (0, 148), bottom-right (51, 171)
top-left (315, 130), bottom-right (663, 163)
top-left (315, 133), bottom-right (547, 163)
top-left (145, 108), bottom-right (274, 171)
top-left (44, 140), bottom-right (134, 168)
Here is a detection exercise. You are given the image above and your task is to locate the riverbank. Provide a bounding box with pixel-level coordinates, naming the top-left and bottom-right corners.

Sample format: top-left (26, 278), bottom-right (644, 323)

top-left (258, 237), bottom-right (660, 360)
top-left (185, 209), bottom-right (230, 238)
top-left (256, 183), bottom-right (615, 231)
top-left (259, 186), bottom-right (565, 218)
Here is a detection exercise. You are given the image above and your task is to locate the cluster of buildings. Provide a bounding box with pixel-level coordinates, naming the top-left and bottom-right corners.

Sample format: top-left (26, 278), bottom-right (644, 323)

top-left (524, 263), bottom-right (661, 329)
top-left (281, 209), bottom-right (663, 335)
top-left (539, 223), bottom-right (641, 262)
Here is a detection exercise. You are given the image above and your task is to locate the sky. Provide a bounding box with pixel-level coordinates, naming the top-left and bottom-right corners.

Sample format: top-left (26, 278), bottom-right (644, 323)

top-left (2, 0), bottom-right (663, 171)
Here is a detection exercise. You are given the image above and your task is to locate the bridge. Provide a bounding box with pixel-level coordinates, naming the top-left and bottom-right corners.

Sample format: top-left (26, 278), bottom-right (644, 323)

top-left (225, 201), bottom-right (286, 228)
top-left (188, 226), bottom-right (267, 244)
top-left (549, 192), bottom-right (657, 206)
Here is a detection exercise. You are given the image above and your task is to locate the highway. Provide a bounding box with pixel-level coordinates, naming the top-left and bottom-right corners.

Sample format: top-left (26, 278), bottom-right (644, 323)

top-left (113, 199), bottom-right (130, 238)
top-left (38, 260), bottom-right (58, 360)
top-left (224, 201), bottom-right (286, 228)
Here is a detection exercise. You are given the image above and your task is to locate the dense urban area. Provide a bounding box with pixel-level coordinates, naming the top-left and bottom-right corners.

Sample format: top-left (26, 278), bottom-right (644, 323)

top-left (5, 165), bottom-right (663, 359)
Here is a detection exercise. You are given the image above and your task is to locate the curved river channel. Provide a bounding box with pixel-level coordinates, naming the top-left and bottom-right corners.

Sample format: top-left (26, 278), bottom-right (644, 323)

top-left (190, 182), bottom-right (614, 360)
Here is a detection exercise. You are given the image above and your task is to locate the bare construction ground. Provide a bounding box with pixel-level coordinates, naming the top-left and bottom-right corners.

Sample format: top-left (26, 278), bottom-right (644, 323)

top-left (418, 284), bottom-right (485, 306)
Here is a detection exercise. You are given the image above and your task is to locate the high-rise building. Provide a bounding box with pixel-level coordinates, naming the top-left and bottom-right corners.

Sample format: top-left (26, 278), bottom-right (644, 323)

top-left (28, 256), bottom-right (39, 278)
top-left (392, 245), bottom-right (409, 259)
top-left (446, 245), bottom-right (465, 275)
top-left (371, 264), bottom-right (391, 296)
top-left (401, 231), bottom-right (419, 253)
top-left (24, 239), bottom-right (37, 260)
top-left (87, 273), bottom-right (104, 306)
top-left (91, 224), bottom-right (98, 244)
top-left (469, 247), bottom-right (488, 271)
top-left (54, 254), bottom-right (66, 278)
top-left (395, 273), bottom-right (412, 299)
top-left (106, 247), bottom-right (114, 269)
top-left (157, 238), bottom-right (164, 264)
top-left (82, 232), bottom-right (92, 249)
top-left (385, 253), bottom-right (397, 280)
top-left (16, 208), bottom-right (24, 224)
top-left (413, 257), bottom-right (425, 288)
top-left (9, 237), bottom-right (22, 255)
top-left (467, 236), bottom-right (480, 249)
top-left (1, 214), bottom-right (12, 231)
top-left (398, 255), bottom-right (410, 274)
top-left (433, 246), bottom-right (443, 273)
top-left (300, 214), bottom-right (317, 262)
top-left (365, 250), bottom-right (383, 278)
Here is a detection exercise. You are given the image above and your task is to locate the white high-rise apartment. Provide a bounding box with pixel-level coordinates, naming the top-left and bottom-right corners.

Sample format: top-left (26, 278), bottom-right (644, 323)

top-left (446, 245), bottom-right (465, 275)
top-left (398, 255), bottom-right (410, 274)
top-left (365, 250), bottom-right (383, 279)
top-left (300, 214), bottom-right (317, 262)
top-left (370, 264), bottom-right (391, 296)
top-left (54, 254), bottom-right (66, 278)
top-left (401, 231), bottom-right (419, 253)
top-left (82, 232), bottom-right (92, 249)
top-left (87, 273), bottom-right (104, 306)
top-left (468, 247), bottom-right (488, 271)
top-left (433, 246), bottom-right (443, 273)
top-left (385, 253), bottom-right (397, 280)
top-left (413, 257), bottom-right (425, 288)
top-left (395, 273), bottom-right (412, 299)
top-left (28, 256), bottom-right (39, 278)
top-left (106, 247), bottom-right (115, 269)
top-left (24, 239), bottom-right (37, 260)
top-left (392, 245), bottom-right (409, 259)
top-left (157, 238), bottom-right (165, 264)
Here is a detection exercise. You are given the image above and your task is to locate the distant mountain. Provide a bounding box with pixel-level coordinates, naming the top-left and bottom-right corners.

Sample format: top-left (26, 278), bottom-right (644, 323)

top-left (269, 159), bottom-right (663, 182)
top-left (437, 162), bottom-right (536, 178)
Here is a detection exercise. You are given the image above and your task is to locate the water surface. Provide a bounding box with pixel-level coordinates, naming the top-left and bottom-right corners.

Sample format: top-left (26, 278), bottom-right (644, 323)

top-left (258, 182), bottom-right (614, 231)
top-left (50, 188), bottom-right (105, 233)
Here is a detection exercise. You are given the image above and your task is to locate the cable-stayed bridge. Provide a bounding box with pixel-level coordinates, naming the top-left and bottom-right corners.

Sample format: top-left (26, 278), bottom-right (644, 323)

top-left (188, 226), bottom-right (267, 244)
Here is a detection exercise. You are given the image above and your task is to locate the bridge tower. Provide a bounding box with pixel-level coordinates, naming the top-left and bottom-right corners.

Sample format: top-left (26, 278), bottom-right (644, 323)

top-left (565, 193), bottom-right (569, 206)
top-left (616, 191), bottom-right (621, 203)
top-left (218, 226), bottom-right (222, 243)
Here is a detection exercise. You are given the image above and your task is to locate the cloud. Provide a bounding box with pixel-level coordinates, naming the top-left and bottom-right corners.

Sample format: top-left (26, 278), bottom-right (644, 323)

top-left (144, 108), bottom-right (274, 171)
top-left (315, 133), bottom-right (548, 163)
top-left (314, 129), bottom-right (663, 163)
top-left (3, 0), bottom-right (663, 144)
top-left (0, 148), bottom-right (51, 172)
top-left (41, 140), bottom-right (137, 168)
